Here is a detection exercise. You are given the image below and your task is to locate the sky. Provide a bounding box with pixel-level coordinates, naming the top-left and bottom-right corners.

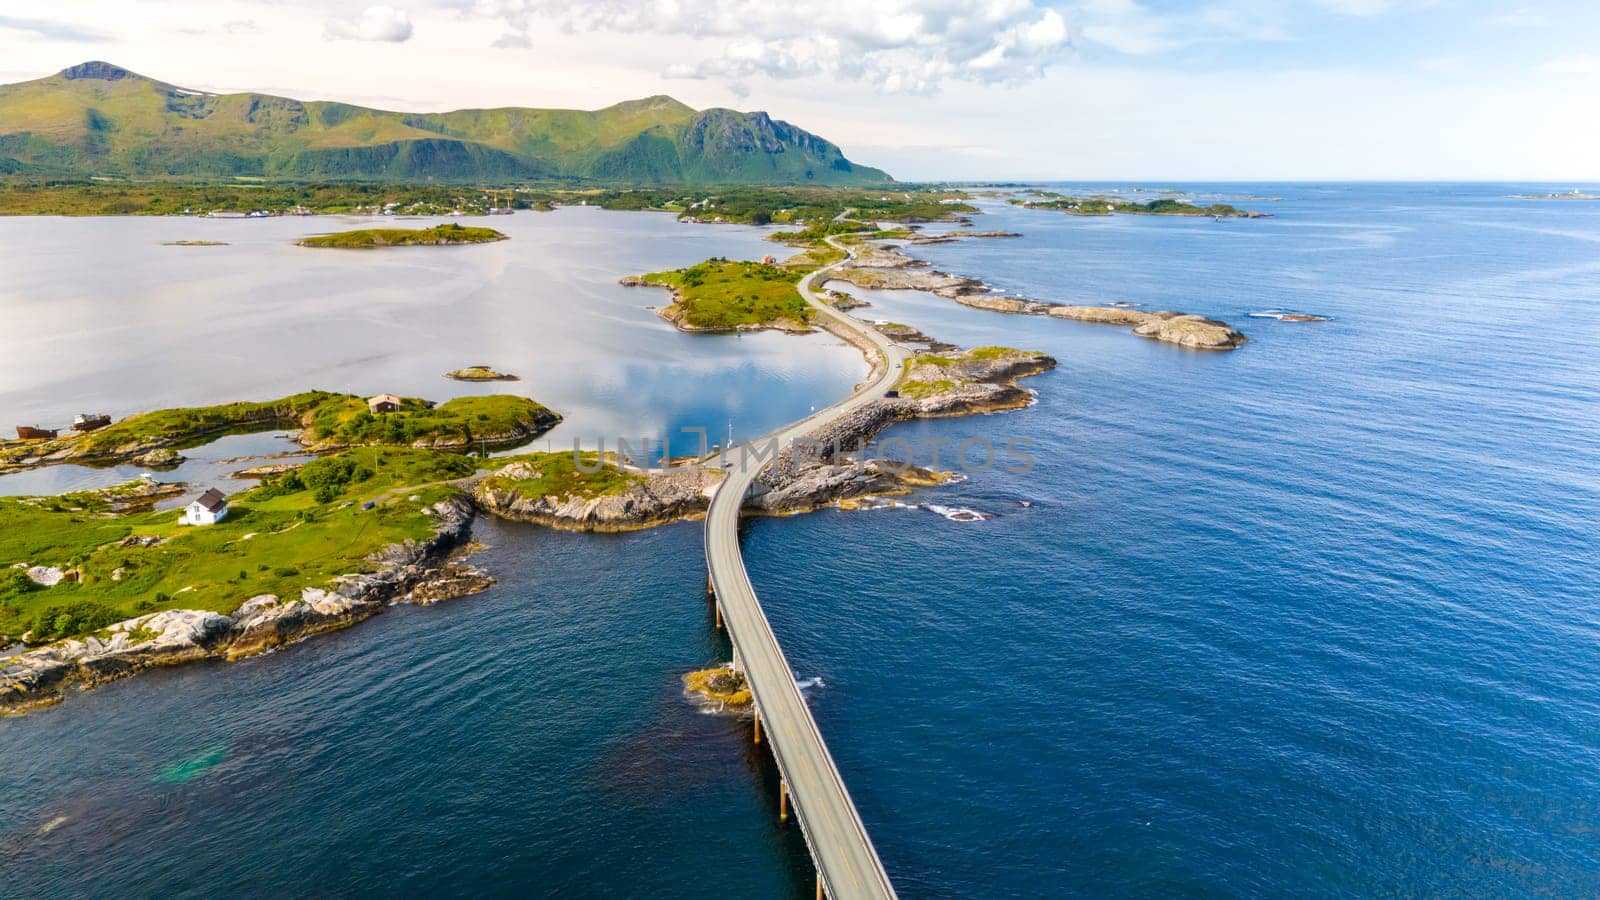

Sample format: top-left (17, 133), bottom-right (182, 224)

top-left (0, 0), bottom-right (1596, 181)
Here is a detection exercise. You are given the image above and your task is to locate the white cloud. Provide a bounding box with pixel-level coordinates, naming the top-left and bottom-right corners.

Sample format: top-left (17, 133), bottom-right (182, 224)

top-left (1074, 0), bottom-right (1291, 56)
top-left (1540, 54), bottom-right (1600, 76)
top-left (326, 5), bottom-right (414, 42)
top-left (459, 0), bottom-right (1071, 93)
top-left (0, 14), bottom-right (109, 42)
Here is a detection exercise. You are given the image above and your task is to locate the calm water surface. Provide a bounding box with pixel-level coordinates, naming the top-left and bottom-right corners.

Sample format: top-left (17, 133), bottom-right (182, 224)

top-left (0, 207), bottom-right (861, 456)
top-left (3, 187), bottom-right (1598, 896)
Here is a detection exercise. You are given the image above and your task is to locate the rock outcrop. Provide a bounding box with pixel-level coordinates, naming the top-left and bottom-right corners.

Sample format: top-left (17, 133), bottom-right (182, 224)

top-left (830, 243), bottom-right (1249, 351)
top-left (683, 665), bottom-right (752, 710)
top-left (0, 496), bottom-right (485, 716)
top-left (477, 464), bottom-right (724, 532)
top-left (1128, 313), bottom-right (1249, 350)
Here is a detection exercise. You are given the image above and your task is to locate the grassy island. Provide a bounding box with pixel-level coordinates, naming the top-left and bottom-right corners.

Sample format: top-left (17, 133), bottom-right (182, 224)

top-left (444, 366), bottom-right (519, 382)
top-left (634, 259), bottom-right (816, 331)
top-left (297, 223), bottom-right (506, 248)
top-left (302, 394), bottom-right (558, 449)
top-left (1, 391), bottom-right (561, 474)
top-left (1012, 192), bottom-right (1266, 218)
top-left (895, 346), bottom-right (1047, 399)
top-left (0, 448), bottom-right (475, 643)
top-left (626, 220), bottom-right (913, 333)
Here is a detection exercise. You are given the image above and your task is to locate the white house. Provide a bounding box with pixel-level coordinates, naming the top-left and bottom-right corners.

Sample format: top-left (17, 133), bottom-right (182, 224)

top-left (184, 488), bottom-right (229, 526)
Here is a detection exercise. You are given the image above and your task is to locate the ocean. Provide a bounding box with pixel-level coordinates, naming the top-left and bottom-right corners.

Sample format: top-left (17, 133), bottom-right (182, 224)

top-left (2, 185), bottom-right (1597, 896)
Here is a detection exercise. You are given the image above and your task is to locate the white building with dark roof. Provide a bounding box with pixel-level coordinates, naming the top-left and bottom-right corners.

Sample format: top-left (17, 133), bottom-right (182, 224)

top-left (184, 488), bottom-right (229, 526)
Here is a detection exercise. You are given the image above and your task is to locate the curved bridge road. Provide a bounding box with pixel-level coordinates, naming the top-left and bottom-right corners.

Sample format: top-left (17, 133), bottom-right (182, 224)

top-left (705, 235), bottom-right (908, 900)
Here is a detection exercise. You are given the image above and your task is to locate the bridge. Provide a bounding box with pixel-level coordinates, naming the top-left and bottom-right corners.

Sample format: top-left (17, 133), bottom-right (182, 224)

top-left (704, 236), bottom-right (908, 899)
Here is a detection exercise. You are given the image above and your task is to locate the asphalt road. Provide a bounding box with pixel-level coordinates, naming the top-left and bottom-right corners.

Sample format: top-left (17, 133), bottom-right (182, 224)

top-left (704, 235), bottom-right (907, 899)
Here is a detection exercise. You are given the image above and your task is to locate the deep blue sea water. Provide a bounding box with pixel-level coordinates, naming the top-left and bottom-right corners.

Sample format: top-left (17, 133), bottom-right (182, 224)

top-left (3, 185), bottom-right (1598, 896)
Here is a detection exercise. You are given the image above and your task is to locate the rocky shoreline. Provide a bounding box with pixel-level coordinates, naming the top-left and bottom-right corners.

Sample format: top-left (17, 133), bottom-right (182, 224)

top-left (1, 235), bottom-right (1062, 717)
top-left (0, 496), bottom-right (487, 716)
top-left (1, 405), bottom-right (562, 476)
top-left (477, 464), bottom-right (725, 532)
top-left (474, 347), bottom-right (1054, 531)
top-left (828, 242), bottom-right (1249, 351)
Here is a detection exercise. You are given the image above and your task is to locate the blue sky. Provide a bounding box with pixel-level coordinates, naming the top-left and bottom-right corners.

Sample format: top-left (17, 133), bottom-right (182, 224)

top-left (1, 1), bottom-right (1596, 180)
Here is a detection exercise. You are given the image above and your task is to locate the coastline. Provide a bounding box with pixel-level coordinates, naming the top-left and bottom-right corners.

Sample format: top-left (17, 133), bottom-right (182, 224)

top-left (827, 238), bottom-right (1250, 350)
top-left (1, 496), bottom-right (486, 715)
top-left (0, 196), bottom-right (1255, 717)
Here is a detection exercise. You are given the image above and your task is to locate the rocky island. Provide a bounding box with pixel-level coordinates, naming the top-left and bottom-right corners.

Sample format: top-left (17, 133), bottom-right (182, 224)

top-left (445, 366), bottom-right (520, 382)
top-left (0, 391), bottom-right (561, 475)
top-left (827, 241), bottom-right (1249, 350)
top-left (297, 223), bottom-right (507, 249)
top-left (683, 665), bottom-right (752, 709)
top-left (1011, 191), bottom-right (1270, 218)
top-left (623, 258), bottom-right (818, 333)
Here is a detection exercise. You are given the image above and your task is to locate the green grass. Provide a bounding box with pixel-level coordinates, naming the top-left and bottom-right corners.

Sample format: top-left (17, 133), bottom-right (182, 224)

top-left (894, 347), bottom-right (1041, 397)
top-left (910, 353), bottom-right (956, 368)
top-left (895, 379), bottom-right (958, 399)
top-left (306, 394), bottom-right (557, 448)
top-left (769, 220), bottom-right (875, 241)
top-left (479, 451), bottom-right (646, 501)
top-left (0, 447), bottom-right (477, 642)
top-left (297, 223), bottom-right (506, 248)
top-left (444, 365), bottom-right (518, 381)
top-left (2, 392), bottom-right (558, 471)
top-left (67, 391), bottom-right (345, 457)
top-left (639, 258), bottom-right (815, 330)
top-left (968, 345), bottom-right (1043, 360)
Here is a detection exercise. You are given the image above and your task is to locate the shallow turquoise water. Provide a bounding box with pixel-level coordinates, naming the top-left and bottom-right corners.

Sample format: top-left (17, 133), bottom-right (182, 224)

top-left (2, 186), bottom-right (1598, 896)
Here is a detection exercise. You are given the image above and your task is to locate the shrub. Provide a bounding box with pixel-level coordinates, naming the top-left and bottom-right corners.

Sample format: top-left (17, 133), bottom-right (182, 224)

top-left (28, 601), bottom-right (123, 641)
top-left (4, 570), bottom-right (40, 596)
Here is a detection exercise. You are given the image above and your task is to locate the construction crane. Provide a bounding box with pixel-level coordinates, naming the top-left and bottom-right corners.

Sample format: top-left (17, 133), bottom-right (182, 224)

top-left (480, 188), bottom-right (515, 215)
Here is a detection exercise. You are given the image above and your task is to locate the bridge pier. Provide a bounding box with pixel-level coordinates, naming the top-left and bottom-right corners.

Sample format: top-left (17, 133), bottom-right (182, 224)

top-left (779, 779), bottom-right (789, 823)
top-left (752, 708), bottom-right (762, 744)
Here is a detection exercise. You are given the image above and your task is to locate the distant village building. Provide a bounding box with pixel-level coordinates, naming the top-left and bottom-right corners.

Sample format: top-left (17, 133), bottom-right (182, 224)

top-left (761, 255), bottom-right (777, 265)
top-left (184, 488), bottom-right (229, 526)
top-left (367, 394), bottom-right (402, 414)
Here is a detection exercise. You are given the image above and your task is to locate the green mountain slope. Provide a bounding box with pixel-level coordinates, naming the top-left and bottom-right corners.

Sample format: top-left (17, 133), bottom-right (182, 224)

top-left (0, 61), bottom-right (891, 185)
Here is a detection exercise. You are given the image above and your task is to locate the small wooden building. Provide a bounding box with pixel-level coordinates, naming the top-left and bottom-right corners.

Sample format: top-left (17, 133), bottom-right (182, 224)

top-left (367, 393), bottom-right (402, 414)
top-left (184, 488), bottom-right (229, 526)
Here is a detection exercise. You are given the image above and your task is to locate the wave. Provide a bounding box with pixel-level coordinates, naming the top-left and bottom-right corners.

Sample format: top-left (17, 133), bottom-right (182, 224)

top-left (924, 504), bottom-right (988, 522)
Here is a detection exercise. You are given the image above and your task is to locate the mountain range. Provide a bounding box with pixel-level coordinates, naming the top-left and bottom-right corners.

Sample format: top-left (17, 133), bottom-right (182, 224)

top-left (0, 61), bottom-right (891, 185)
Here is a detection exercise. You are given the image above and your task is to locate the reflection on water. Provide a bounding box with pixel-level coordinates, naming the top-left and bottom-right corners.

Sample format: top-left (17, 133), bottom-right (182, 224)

top-left (0, 208), bottom-right (864, 467)
top-left (0, 430), bottom-right (311, 498)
